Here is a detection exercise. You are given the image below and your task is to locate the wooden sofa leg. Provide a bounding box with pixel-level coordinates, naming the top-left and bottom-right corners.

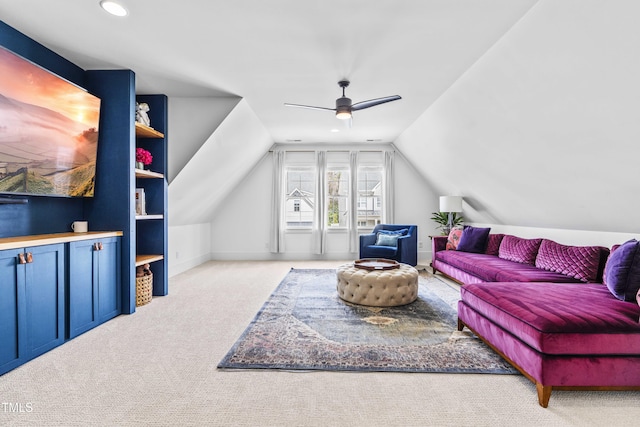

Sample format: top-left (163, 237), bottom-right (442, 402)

top-left (457, 319), bottom-right (465, 331)
top-left (536, 383), bottom-right (552, 408)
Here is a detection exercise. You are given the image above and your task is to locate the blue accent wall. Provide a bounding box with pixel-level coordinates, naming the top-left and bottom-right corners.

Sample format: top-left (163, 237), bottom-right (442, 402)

top-left (85, 70), bottom-right (137, 314)
top-left (0, 21), bottom-right (88, 237)
top-left (0, 20), bottom-right (153, 315)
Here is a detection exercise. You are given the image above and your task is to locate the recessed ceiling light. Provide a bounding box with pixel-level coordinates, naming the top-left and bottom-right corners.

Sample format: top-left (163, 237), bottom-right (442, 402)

top-left (100, 1), bottom-right (128, 17)
top-left (330, 129), bottom-right (340, 133)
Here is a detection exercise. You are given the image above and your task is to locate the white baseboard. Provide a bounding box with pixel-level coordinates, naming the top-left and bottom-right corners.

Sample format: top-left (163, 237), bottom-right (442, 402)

top-left (169, 253), bottom-right (212, 277)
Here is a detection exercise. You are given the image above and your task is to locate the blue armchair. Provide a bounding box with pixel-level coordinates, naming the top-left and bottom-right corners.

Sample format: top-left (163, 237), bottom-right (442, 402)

top-left (359, 224), bottom-right (418, 266)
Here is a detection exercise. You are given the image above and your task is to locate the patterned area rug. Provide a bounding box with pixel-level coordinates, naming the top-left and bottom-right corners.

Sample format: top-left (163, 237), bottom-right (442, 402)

top-left (218, 268), bottom-right (518, 374)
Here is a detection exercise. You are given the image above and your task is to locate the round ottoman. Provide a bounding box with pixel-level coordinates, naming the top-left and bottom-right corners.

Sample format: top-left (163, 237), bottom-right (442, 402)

top-left (336, 263), bottom-right (419, 307)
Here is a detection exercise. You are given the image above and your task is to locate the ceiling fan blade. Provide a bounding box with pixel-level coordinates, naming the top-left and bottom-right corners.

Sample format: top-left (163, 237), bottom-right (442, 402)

top-left (351, 95), bottom-right (401, 111)
top-left (284, 103), bottom-right (335, 112)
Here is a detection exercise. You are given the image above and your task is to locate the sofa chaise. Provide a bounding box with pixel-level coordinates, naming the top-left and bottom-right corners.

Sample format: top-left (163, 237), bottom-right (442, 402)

top-left (431, 227), bottom-right (640, 407)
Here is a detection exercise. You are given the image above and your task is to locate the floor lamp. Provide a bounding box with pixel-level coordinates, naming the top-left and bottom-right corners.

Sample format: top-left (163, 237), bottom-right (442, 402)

top-left (439, 196), bottom-right (463, 232)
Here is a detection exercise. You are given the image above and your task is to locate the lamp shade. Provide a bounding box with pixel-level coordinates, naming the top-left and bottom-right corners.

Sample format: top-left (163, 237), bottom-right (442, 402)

top-left (439, 196), bottom-right (463, 213)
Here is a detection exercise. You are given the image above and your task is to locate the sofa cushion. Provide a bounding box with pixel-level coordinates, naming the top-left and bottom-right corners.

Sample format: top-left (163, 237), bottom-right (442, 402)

top-left (604, 239), bottom-right (640, 302)
top-left (484, 234), bottom-right (505, 256)
top-left (603, 244), bottom-right (621, 287)
top-left (460, 282), bottom-right (640, 355)
top-left (434, 251), bottom-right (507, 282)
top-left (499, 235), bottom-right (542, 265)
top-left (446, 227), bottom-right (463, 250)
top-left (493, 264), bottom-right (582, 283)
top-left (457, 226), bottom-right (491, 253)
top-left (535, 239), bottom-right (606, 283)
top-left (433, 250), bottom-right (580, 283)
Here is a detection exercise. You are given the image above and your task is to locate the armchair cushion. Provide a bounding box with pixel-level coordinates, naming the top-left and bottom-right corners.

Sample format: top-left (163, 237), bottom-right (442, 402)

top-left (378, 228), bottom-right (408, 236)
top-left (375, 233), bottom-right (401, 247)
top-left (361, 244), bottom-right (398, 259)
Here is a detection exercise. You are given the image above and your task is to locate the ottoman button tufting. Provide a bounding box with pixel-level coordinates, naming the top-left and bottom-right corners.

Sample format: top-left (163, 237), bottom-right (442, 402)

top-left (336, 262), bottom-right (419, 307)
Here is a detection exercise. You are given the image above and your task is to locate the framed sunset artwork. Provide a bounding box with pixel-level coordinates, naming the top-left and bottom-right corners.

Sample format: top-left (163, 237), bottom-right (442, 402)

top-left (0, 45), bottom-right (101, 197)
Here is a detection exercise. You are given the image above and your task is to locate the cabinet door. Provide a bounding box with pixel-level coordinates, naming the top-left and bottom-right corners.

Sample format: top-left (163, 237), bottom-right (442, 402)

top-left (98, 237), bottom-right (121, 322)
top-left (0, 249), bottom-right (26, 375)
top-left (24, 244), bottom-right (65, 359)
top-left (68, 240), bottom-right (99, 339)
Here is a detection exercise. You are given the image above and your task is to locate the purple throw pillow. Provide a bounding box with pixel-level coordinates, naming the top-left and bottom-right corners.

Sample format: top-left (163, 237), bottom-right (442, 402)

top-left (603, 244), bottom-right (621, 286)
top-left (604, 239), bottom-right (640, 302)
top-left (484, 234), bottom-right (505, 256)
top-left (498, 235), bottom-right (543, 265)
top-left (456, 226), bottom-right (491, 253)
top-left (535, 239), bottom-right (605, 283)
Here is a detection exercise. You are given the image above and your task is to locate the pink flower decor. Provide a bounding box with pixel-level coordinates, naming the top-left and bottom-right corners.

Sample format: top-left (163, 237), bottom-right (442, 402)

top-left (136, 148), bottom-right (153, 165)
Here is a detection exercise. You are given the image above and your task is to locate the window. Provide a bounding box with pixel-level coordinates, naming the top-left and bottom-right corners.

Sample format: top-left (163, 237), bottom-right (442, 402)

top-left (357, 167), bottom-right (382, 228)
top-left (285, 168), bottom-right (314, 228)
top-left (278, 150), bottom-right (389, 234)
top-left (327, 168), bottom-right (349, 228)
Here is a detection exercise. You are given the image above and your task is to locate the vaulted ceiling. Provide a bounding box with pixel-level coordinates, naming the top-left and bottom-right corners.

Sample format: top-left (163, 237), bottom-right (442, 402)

top-left (2, 0), bottom-right (637, 235)
top-left (0, 0), bottom-right (537, 144)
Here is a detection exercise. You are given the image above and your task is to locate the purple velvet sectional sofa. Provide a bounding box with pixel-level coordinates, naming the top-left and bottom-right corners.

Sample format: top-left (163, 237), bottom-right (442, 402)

top-left (431, 230), bottom-right (640, 407)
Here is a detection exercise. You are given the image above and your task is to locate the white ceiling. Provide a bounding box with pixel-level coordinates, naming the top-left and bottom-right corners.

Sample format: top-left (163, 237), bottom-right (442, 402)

top-left (0, 0), bottom-right (538, 144)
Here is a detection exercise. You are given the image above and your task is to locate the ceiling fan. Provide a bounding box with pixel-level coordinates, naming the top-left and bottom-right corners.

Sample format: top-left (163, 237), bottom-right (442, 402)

top-left (284, 80), bottom-right (401, 121)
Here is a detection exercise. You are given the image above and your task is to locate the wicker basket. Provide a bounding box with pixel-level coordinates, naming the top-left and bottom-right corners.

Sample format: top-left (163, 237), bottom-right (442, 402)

top-left (136, 273), bottom-right (153, 307)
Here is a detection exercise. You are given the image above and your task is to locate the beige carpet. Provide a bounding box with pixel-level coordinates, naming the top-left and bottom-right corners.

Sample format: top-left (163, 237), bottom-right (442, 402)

top-left (1, 260), bottom-right (639, 426)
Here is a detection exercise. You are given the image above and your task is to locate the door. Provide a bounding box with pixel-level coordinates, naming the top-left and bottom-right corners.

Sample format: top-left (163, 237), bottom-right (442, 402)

top-left (0, 248), bottom-right (26, 375)
top-left (24, 244), bottom-right (65, 359)
top-left (98, 237), bottom-right (121, 322)
top-left (68, 240), bottom-right (99, 339)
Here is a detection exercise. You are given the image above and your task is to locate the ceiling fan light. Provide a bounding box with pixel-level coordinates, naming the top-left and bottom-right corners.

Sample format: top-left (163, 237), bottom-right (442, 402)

top-left (335, 107), bottom-right (351, 120)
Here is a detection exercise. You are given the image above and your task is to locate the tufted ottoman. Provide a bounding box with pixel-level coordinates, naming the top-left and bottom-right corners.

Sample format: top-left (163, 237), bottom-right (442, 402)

top-left (336, 262), bottom-right (419, 307)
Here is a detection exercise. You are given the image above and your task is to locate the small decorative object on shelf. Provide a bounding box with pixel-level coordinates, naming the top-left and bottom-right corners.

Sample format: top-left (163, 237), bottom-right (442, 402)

top-left (135, 263), bottom-right (153, 307)
top-left (135, 188), bottom-right (146, 215)
top-left (135, 147), bottom-right (153, 170)
top-left (135, 102), bottom-right (151, 127)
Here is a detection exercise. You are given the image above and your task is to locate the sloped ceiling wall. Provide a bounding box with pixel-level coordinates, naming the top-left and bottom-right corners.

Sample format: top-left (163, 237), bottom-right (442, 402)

top-left (168, 96), bottom-right (241, 182)
top-left (168, 99), bottom-right (273, 226)
top-left (395, 0), bottom-right (639, 234)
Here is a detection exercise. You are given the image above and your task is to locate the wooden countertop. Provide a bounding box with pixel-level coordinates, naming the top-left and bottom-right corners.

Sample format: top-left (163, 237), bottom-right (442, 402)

top-left (0, 231), bottom-right (123, 251)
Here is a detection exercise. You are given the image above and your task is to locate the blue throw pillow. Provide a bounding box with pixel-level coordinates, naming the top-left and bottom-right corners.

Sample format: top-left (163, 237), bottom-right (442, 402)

top-left (604, 239), bottom-right (640, 302)
top-left (375, 233), bottom-right (401, 247)
top-left (456, 226), bottom-right (491, 253)
top-left (377, 228), bottom-right (408, 236)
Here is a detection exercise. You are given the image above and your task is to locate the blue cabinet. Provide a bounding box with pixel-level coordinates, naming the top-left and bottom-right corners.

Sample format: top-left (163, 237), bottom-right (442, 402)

top-left (68, 237), bottom-right (121, 339)
top-left (0, 248), bottom-right (25, 375)
top-left (0, 244), bottom-right (65, 376)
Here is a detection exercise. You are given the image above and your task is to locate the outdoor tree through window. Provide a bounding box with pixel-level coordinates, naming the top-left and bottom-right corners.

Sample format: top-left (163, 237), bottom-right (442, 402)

top-left (327, 169), bottom-right (349, 228)
top-left (357, 168), bottom-right (382, 228)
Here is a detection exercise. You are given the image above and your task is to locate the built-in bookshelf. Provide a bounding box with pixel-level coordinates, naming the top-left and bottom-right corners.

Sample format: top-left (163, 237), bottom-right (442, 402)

top-left (134, 98), bottom-right (168, 298)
